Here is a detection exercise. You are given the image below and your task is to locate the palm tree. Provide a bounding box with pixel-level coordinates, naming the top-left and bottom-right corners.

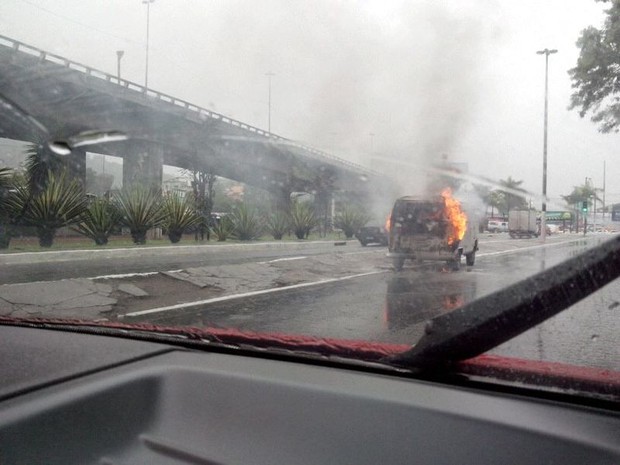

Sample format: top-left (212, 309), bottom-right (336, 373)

top-left (488, 190), bottom-right (506, 217)
top-left (562, 183), bottom-right (602, 210)
top-left (24, 142), bottom-right (66, 194)
top-left (498, 177), bottom-right (527, 213)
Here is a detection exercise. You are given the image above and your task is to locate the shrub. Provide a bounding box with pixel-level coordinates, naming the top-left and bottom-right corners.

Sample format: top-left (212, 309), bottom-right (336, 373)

top-left (212, 216), bottom-right (234, 241)
top-left (289, 200), bottom-right (318, 239)
top-left (3, 170), bottom-right (87, 247)
top-left (162, 193), bottom-right (201, 243)
top-left (74, 197), bottom-right (121, 245)
top-left (334, 204), bottom-right (371, 239)
top-left (266, 211), bottom-right (290, 240)
top-left (230, 204), bottom-right (263, 240)
top-left (114, 186), bottom-right (165, 245)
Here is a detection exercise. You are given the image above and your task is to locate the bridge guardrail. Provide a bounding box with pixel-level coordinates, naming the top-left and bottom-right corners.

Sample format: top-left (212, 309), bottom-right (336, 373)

top-left (0, 34), bottom-right (384, 178)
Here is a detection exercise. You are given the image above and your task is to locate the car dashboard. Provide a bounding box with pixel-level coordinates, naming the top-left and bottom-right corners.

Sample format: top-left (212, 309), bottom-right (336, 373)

top-left (0, 325), bottom-right (618, 464)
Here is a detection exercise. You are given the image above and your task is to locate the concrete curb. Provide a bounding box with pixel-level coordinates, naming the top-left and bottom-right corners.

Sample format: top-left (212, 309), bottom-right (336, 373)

top-left (0, 239), bottom-right (358, 265)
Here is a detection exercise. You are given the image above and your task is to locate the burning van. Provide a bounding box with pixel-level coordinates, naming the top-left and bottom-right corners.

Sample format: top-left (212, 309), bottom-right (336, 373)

top-left (386, 189), bottom-right (478, 271)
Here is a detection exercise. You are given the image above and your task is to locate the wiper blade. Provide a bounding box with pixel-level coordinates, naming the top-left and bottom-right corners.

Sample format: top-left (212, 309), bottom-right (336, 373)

top-left (390, 236), bottom-right (620, 368)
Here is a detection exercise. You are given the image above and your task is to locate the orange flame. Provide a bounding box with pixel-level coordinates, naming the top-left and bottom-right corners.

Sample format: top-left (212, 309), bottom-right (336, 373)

top-left (443, 294), bottom-right (465, 311)
top-left (385, 214), bottom-right (391, 232)
top-left (441, 188), bottom-right (467, 245)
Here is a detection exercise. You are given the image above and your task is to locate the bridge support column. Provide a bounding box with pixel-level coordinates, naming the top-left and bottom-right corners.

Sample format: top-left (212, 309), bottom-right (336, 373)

top-left (122, 141), bottom-right (163, 190)
top-left (271, 188), bottom-right (292, 212)
top-left (66, 148), bottom-right (86, 191)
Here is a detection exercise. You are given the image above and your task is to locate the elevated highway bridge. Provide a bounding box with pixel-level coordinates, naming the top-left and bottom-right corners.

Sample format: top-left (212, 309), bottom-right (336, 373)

top-left (0, 35), bottom-right (394, 207)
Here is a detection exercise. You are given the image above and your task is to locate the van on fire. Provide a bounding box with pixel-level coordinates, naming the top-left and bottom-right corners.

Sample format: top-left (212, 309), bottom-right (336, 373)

top-left (386, 190), bottom-right (479, 271)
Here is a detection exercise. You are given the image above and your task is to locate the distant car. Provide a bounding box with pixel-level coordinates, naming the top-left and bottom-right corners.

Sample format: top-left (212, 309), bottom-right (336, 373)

top-left (547, 224), bottom-right (559, 234)
top-left (355, 226), bottom-right (388, 246)
top-left (487, 220), bottom-right (508, 233)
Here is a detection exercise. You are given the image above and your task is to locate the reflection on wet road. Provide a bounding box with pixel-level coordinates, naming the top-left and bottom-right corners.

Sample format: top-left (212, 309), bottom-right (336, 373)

top-left (151, 236), bottom-right (618, 370)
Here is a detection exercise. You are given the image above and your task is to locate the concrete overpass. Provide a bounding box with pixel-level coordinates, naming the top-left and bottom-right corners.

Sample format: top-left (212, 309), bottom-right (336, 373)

top-left (0, 34), bottom-right (394, 207)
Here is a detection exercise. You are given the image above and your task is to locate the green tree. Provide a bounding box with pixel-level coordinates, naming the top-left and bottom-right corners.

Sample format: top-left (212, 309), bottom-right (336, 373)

top-left (562, 183), bottom-right (601, 210)
top-left (569, 0), bottom-right (620, 132)
top-left (186, 167), bottom-right (217, 241)
top-left (0, 168), bottom-right (15, 248)
top-left (24, 143), bottom-right (66, 194)
top-left (488, 190), bottom-right (506, 217)
top-left (497, 177), bottom-right (527, 213)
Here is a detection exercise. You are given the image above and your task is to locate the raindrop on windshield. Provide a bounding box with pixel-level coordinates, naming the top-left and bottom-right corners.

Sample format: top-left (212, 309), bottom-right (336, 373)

top-left (47, 140), bottom-right (72, 156)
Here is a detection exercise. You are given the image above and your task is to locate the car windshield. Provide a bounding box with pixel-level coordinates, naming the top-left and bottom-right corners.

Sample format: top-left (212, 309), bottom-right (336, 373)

top-left (0, 0), bottom-right (618, 400)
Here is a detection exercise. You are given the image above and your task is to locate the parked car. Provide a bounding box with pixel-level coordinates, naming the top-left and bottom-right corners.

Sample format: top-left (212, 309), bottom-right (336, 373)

top-left (355, 226), bottom-right (388, 246)
top-left (487, 219), bottom-right (508, 233)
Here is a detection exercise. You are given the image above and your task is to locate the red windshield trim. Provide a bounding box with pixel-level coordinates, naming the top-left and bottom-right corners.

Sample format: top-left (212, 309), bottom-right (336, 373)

top-left (0, 316), bottom-right (618, 396)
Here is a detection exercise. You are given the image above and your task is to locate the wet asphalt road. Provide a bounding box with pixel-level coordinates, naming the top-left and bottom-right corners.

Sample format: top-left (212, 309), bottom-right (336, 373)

top-left (147, 235), bottom-right (619, 370)
top-left (1, 242), bottom-right (353, 284)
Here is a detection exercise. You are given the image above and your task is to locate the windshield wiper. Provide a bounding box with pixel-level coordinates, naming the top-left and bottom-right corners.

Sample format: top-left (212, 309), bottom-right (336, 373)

top-left (390, 236), bottom-right (620, 369)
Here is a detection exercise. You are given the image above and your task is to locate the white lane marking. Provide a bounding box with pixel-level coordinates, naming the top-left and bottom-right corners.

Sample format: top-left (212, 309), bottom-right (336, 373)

top-left (120, 270), bottom-right (386, 318)
top-left (477, 237), bottom-right (592, 258)
top-left (260, 256), bottom-right (307, 264)
top-left (92, 271), bottom-right (160, 279)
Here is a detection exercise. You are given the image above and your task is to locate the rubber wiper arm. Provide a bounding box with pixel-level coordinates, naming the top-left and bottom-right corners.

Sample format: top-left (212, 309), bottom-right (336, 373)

top-left (389, 236), bottom-right (620, 368)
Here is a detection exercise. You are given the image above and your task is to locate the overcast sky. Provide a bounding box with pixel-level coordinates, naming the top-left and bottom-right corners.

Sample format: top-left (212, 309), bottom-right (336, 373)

top-left (0, 0), bottom-right (616, 207)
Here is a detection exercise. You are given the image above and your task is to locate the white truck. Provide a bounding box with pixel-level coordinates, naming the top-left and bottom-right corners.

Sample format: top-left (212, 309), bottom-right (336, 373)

top-left (508, 210), bottom-right (538, 239)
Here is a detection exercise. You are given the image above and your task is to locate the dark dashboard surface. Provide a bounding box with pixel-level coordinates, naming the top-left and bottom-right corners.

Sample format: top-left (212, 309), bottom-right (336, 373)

top-left (0, 325), bottom-right (618, 464)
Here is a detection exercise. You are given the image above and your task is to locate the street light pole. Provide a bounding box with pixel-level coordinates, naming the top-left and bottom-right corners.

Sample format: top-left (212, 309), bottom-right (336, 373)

top-left (143, 0), bottom-right (155, 88)
top-left (116, 50), bottom-right (124, 80)
top-left (536, 48), bottom-right (558, 243)
top-left (265, 72), bottom-right (275, 132)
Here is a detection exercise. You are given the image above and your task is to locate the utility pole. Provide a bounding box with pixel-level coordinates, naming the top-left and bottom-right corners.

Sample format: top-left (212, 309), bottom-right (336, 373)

top-left (265, 71), bottom-right (275, 132)
top-left (116, 50), bottom-right (124, 80)
top-left (536, 48), bottom-right (558, 242)
top-left (143, 0), bottom-right (155, 88)
top-left (603, 160), bottom-right (606, 220)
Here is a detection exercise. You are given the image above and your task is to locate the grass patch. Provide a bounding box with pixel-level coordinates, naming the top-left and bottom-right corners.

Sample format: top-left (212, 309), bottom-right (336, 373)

top-left (1, 231), bottom-right (351, 253)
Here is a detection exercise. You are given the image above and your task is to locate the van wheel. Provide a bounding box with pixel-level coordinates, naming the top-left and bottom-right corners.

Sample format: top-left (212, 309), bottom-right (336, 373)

top-left (393, 257), bottom-right (405, 271)
top-left (465, 251), bottom-right (475, 266)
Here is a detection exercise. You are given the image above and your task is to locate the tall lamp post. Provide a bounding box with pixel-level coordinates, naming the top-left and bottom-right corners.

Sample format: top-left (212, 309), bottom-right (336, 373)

top-left (265, 71), bottom-right (275, 132)
top-left (116, 50), bottom-right (124, 80)
top-left (536, 48), bottom-right (558, 243)
top-left (143, 0), bottom-right (155, 88)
